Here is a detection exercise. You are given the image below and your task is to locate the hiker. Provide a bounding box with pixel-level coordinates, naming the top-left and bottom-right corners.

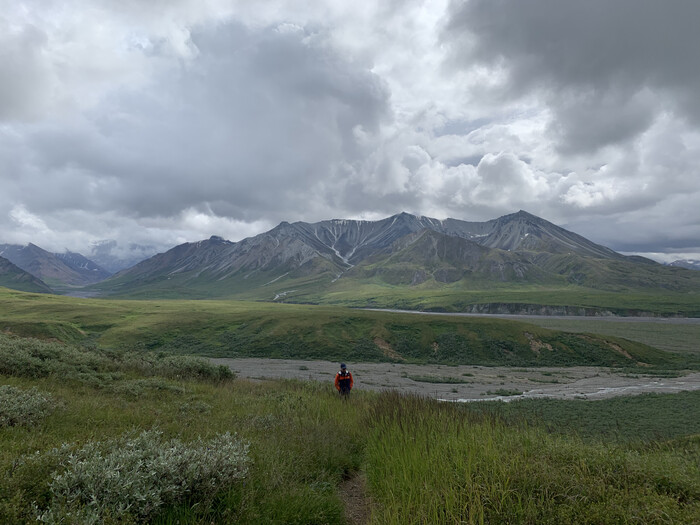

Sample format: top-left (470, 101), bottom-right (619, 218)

top-left (334, 363), bottom-right (353, 397)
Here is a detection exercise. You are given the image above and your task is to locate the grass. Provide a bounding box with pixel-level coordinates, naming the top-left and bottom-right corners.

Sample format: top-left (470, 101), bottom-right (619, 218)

top-left (365, 393), bottom-right (700, 524)
top-left (484, 388), bottom-right (523, 396)
top-left (407, 374), bottom-right (472, 384)
top-left (517, 317), bottom-right (700, 355)
top-left (0, 334), bottom-right (365, 524)
top-left (463, 390), bottom-right (700, 443)
top-left (0, 287), bottom-right (691, 370)
top-left (1, 334), bottom-right (699, 523)
top-left (296, 281), bottom-right (700, 317)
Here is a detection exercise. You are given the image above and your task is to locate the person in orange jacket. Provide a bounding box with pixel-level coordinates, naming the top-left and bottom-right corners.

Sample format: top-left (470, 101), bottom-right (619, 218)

top-left (334, 363), bottom-right (353, 396)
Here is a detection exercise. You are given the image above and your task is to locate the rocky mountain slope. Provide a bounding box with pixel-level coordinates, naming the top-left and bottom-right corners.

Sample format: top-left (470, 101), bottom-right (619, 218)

top-left (0, 244), bottom-right (111, 287)
top-left (95, 211), bottom-right (700, 300)
top-left (669, 259), bottom-right (700, 271)
top-left (0, 255), bottom-right (53, 293)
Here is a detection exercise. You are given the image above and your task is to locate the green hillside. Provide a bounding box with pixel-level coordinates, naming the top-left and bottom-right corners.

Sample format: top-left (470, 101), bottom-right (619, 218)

top-left (0, 287), bottom-right (691, 369)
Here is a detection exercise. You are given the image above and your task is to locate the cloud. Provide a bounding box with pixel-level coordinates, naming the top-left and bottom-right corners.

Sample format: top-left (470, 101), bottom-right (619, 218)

top-left (36, 21), bottom-right (389, 222)
top-left (9, 205), bottom-right (50, 234)
top-left (1, 0), bottom-right (700, 267)
top-left (445, 0), bottom-right (700, 153)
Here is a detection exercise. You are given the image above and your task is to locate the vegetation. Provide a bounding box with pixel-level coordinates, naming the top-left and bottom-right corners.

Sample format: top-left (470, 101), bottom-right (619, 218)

top-left (465, 390), bottom-right (700, 443)
top-left (518, 317), bottom-right (700, 355)
top-left (0, 334), bottom-right (365, 524)
top-left (1, 280), bottom-right (699, 522)
top-left (0, 385), bottom-right (54, 428)
top-left (35, 430), bottom-right (249, 524)
top-left (366, 393), bottom-right (700, 524)
top-left (2, 333), bottom-right (699, 523)
top-left (0, 288), bottom-right (692, 370)
top-left (0, 332), bottom-right (233, 385)
top-left (407, 374), bottom-right (472, 384)
top-left (296, 282), bottom-right (700, 317)
top-left (484, 388), bottom-right (523, 396)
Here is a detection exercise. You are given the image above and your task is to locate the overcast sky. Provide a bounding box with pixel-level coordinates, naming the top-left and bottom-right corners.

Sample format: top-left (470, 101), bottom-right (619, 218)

top-left (2, 0), bottom-right (700, 266)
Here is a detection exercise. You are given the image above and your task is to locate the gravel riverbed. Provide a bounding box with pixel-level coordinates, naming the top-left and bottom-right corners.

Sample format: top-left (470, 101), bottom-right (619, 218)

top-left (211, 358), bottom-right (700, 402)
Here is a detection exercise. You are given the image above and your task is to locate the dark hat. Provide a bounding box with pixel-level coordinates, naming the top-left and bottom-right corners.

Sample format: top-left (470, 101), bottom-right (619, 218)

top-left (340, 363), bottom-right (346, 369)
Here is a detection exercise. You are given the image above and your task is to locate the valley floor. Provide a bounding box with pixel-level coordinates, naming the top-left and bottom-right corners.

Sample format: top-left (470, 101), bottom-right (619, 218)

top-left (211, 358), bottom-right (700, 402)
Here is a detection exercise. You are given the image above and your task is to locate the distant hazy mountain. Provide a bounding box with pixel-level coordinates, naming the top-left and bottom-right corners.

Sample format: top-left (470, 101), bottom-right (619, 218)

top-left (94, 210), bottom-right (699, 301)
top-left (89, 240), bottom-right (157, 273)
top-left (0, 255), bottom-right (53, 293)
top-left (0, 244), bottom-right (111, 287)
top-left (669, 259), bottom-right (700, 271)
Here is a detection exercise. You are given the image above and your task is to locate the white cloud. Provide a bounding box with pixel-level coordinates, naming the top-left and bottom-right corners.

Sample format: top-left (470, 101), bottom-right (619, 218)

top-left (9, 204), bottom-right (49, 234)
top-left (1, 0), bottom-right (700, 265)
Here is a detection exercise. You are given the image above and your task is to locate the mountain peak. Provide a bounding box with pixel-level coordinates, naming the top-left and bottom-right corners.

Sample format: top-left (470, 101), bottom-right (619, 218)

top-left (393, 211), bottom-right (420, 221)
top-left (499, 210), bottom-right (540, 222)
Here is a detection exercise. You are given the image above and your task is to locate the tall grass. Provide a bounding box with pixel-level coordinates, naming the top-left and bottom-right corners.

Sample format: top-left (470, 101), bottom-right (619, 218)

top-left (364, 392), bottom-right (700, 524)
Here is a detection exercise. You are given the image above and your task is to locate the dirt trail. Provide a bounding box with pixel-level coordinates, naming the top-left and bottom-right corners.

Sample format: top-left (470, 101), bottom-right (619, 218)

top-left (339, 473), bottom-right (371, 525)
top-left (211, 358), bottom-right (700, 401)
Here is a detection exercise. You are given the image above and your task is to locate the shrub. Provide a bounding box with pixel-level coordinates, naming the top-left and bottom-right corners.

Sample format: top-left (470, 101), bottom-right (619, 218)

top-left (0, 334), bottom-right (113, 380)
top-left (0, 333), bottom-right (235, 386)
top-left (154, 355), bottom-right (234, 382)
top-left (0, 385), bottom-right (54, 427)
top-left (34, 430), bottom-right (249, 524)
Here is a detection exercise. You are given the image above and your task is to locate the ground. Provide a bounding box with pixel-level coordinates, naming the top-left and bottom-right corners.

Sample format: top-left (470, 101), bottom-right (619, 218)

top-left (339, 473), bottom-right (371, 525)
top-left (211, 358), bottom-right (700, 401)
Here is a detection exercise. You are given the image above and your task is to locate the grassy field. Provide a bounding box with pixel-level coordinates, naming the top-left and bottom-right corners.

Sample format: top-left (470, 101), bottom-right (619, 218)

top-left (2, 333), bottom-right (699, 524)
top-left (0, 287), bottom-right (692, 370)
top-left (287, 281), bottom-right (700, 317)
top-left (464, 390), bottom-right (700, 442)
top-left (365, 393), bottom-right (700, 524)
top-left (515, 317), bottom-right (700, 355)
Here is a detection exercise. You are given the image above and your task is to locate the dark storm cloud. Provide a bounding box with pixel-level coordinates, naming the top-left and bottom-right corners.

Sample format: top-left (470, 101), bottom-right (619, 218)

top-left (13, 21), bottom-right (391, 223)
top-left (445, 0), bottom-right (700, 153)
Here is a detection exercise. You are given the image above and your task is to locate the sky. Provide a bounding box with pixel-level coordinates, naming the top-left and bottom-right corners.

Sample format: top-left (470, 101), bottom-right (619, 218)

top-left (2, 0), bottom-right (700, 268)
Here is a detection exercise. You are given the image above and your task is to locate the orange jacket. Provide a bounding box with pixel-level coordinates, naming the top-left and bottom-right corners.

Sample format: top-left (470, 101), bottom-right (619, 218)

top-left (335, 369), bottom-right (353, 391)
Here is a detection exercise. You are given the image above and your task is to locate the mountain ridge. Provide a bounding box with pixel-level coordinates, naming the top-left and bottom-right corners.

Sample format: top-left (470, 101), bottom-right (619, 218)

top-left (94, 211), bottom-right (700, 302)
top-left (0, 243), bottom-right (111, 287)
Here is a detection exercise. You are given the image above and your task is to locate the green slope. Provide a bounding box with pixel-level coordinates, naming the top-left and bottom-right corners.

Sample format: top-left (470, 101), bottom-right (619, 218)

top-left (0, 257), bottom-right (53, 294)
top-left (0, 287), bottom-right (691, 369)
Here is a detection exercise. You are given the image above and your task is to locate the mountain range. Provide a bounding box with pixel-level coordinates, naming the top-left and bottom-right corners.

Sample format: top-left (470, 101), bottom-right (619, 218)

top-left (0, 243), bottom-right (111, 290)
top-left (92, 211), bottom-right (700, 302)
top-left (4, 211), bottom-right (699, 306)
top-left (669, 259), bottom-right (700, 271)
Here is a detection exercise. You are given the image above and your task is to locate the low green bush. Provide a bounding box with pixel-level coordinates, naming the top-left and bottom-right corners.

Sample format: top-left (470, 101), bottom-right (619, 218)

top-left (34, 430), bottom-right (249, 524)
top-left (154, 355), bottom-right (234, 382)
top-left (0, 334), bottom-right (113, 380)
top-left (0, 333), bottom-right (234, 387)
top-left (0, 385), bottom-right (54, 427)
